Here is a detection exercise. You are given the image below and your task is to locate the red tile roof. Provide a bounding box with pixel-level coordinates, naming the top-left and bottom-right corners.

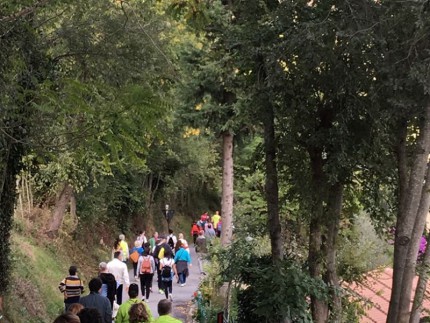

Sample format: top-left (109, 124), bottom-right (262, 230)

top-left (346, 267), bottom-right (430, 322)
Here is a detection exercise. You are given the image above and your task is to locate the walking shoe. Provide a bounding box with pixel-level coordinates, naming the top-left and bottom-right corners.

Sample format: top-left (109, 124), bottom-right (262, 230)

top-left (169, 294), bottom-right (173, 301)
top-left (159, 289), bottom-right (164, 294)
top-left (180, 283), bottom-right (185, 287)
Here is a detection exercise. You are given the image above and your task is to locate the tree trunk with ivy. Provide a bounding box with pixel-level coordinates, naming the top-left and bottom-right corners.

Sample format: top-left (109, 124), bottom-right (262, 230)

top-left (262, 101), bottom-right (283, 262)
top-left (308, 149), bottom-right (329, 323)
top-left (324, 183), bottom-right (343, 321)
top-left (388, 103), bottom-right (430, 323)
top-left (221, 131), bottom-right (234, 246)
top-left (0, 130), bottom-right (25, 309)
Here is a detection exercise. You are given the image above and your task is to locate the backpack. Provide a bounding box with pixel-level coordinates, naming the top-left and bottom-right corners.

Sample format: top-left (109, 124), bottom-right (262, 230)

top-left (168, 236), bottom-right (175, 249)
top-left (140, 256), bottom-right (151, 273)
top-left (130, 250), bottom-right (139, 263)
top-left (161, 265), bottom-right (172, 280)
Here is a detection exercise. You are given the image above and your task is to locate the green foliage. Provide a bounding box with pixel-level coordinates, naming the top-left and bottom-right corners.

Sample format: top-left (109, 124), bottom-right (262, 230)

top-left (337, 214), bottom-right (392, 283)
top-left (207, 238), bottom-right (328, 323)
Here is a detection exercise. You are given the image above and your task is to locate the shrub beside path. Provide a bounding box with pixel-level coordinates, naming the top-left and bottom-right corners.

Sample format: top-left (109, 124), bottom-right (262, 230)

top-left (125, 247), bottom-right (200, 322)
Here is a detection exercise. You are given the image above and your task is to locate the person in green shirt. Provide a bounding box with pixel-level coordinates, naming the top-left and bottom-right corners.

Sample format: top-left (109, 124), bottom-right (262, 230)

top-left (115, 284), bottom-right (153, 323)
top-left (149, 232), bottom-right (158, 253)
top-left (154, 299), bottom-right (182, 323)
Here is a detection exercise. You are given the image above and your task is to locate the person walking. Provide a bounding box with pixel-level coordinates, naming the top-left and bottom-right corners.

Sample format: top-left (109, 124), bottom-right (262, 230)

top-left (107, 251), bottom-right (130, 305)
top-left (211, 211), bottom-right (221, 234)
top-left (77, 308), bottom-right (103, 323)
top-left (167, 229), bottom-right (177, 254)
top-left (153, 235), bottom-right (173, 294)
top-left (195, 230), bottom-right (208, 275)
top-left (136, 230), bottom-right (147, 245)
top-left (98, 262), bottom-right (117, 309)
top-left (58, 265), bottom-right (84, 311)
top-left (79, 278), bottom-right (112, 323)
top-left (174, 240), bottom-right (192, 287)
top-left (137, 248), bottom-right (156, 302)
top-left (216, 220), bottom-right (222, 238)
top-left (154, 300), bottom-right (181, 323)
top-left (130, 240), bottom-right (144, 280)
top-left (205, 223), bottom-right (216, 243)
top-left (159, 249), bottom-right (177, 301)
top-left (115, 283), bottom-right (153, 323)
top-left (190, 222), bottom-right (199, 245)
top-left (148, 232), bottom-right (158, 254)
top-left (177, 233), bottom-right (189, 253)
top-left (53, 313), bottom-right (80, 323)
top-left (128, 302), bottom-right (153, 323)
top-left (112, 237), bottom-right (122, 259)
top-left (119, 234), bottom-right (129, 262)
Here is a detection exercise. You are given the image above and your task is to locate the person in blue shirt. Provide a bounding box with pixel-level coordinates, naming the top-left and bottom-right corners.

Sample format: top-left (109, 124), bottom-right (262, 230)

top-left (130, 240), bottom-right (144, 280)
top-left (173, 240), bottom-right (192, 286)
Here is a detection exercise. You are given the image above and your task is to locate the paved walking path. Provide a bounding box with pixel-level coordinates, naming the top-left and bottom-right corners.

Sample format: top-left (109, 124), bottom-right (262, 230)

top-left (124, 247), bottom-right (200, 322)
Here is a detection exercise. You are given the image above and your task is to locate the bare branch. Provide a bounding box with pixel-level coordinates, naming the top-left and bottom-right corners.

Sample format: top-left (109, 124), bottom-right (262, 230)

top-left (0, 0), bottom-right (51, 23)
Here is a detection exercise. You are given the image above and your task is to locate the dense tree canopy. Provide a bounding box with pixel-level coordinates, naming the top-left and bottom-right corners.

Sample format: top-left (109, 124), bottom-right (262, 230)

top-left (3, 0), bottom-right (430, 322)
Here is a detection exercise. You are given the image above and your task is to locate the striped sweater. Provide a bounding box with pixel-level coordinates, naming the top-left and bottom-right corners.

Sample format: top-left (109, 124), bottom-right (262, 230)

top-left (58, 275), bottom-right (84, 303)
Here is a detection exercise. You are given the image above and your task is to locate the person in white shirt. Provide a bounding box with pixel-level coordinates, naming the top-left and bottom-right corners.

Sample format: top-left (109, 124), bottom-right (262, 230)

top-left (136, 230), bottom-right (147, 244)
top-left (107, 251), bottom-right (130, 305)
top-left (167, 229), bottom-right (177, 251)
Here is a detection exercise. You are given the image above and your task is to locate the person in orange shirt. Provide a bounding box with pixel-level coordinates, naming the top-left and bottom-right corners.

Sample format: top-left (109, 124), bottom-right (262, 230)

top-left (191, 222), bottom-right (199, 244)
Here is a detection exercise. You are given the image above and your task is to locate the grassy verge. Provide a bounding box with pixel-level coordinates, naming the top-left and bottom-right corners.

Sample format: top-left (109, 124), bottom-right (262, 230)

top-left (5, 232), bottom-right (67, 322)
top-left (4, 217), bottom-right (111, 323)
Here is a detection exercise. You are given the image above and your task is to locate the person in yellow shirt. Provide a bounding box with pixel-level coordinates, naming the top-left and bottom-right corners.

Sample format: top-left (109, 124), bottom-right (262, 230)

top-left (119, 234), bottom-right (129, 262)
top-left (211, 211), bottom-right (221, 236)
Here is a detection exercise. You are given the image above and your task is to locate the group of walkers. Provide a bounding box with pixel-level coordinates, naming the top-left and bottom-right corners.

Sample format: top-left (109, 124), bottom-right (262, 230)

top-left (190, 211), bottom-right (221, 244)
top-left (54, 210), bottom-right (220, 323)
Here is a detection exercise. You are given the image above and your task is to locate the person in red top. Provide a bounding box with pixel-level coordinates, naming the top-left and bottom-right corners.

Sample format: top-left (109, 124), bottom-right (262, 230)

top-left (191, 222), bottom-right (200, 245)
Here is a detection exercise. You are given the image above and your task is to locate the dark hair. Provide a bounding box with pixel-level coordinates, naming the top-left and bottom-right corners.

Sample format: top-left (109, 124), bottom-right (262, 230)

top-left (128, 283), bottom-right (139, 298)
top-left (78, 308), bottom-right (102, 323)
top-left (129, 302), bottom-right (149, 323)
top-left (113, 251), bottom-right (122, 259)
top-left (157, 299), bottom-right (172, 316)
top-left (143, 247), bottom-right (150, 257)
top-left (88, 277), bottom-right (102, 293)
top-left (175, 240), bottom-right (183, 253)
top-left (69, 265), bottom-right (78, 276)
top-left (113, 238), bottom-right (121, 249)
top-left (53, 313), bottom-right (80, 323)
top-left (163, 248), bottom-right (173, 259)
top-left (168, 229), bottom-right (173, 234)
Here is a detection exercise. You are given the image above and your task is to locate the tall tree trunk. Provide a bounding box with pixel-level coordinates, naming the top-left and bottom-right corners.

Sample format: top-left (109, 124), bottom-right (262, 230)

top-left (263, 102), bottom-right (283, 262)
top-left (398, 163), bottom-right (430, 323)
top-left (388, 103), bottom-right (430, 323)
top-left (410, 233), bottom-right (430, 323)
top-left (46, 182), bottom-right (73, 238)
top-left (324, 183), bottom-right (343, 322)
top-left (221, 131), bottom-right (234, 246)
top-left (0, 138), bottom-right (24, 299)
top-left (308, 150), bottom-right (329, 323)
